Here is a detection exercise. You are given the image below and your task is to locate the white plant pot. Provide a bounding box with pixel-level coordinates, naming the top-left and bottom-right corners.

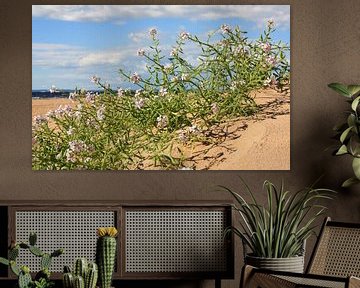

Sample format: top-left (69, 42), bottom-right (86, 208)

top-left (245, 254), bottom-right (305, 273)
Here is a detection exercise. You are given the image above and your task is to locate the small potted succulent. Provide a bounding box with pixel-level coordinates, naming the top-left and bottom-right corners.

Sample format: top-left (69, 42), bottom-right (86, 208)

top-left (328, 83), bottom-right (360, 187)
top-left (222, 179), bottom-right (334, 272)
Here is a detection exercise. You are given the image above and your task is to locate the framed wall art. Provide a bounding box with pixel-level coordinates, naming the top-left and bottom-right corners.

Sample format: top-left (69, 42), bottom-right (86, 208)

top-left (32, 5), bottom-right (290, 170)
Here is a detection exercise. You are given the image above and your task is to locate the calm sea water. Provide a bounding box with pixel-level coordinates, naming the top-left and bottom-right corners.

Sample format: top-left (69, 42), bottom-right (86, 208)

top-left (32, 90), bottom-right (73, 99)
top-left (32, 90), bottom-right (102, 99)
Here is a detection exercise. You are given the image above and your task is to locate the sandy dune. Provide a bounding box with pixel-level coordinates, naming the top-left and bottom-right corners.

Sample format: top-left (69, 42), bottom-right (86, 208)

top-left (32, 98), bottom-right (74, 118)
top-left (179, 89), bottom-right (290, 170)
top-left (32, 88), bottom-right (290, 170)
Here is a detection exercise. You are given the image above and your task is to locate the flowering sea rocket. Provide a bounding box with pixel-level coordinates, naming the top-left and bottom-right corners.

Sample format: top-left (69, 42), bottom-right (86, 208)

top-left (156, 115), bottom-right (168, 129)
top-left (130, 72), bottom-right (141, 84)
top-left (149, 27), bottom-right (157, 37)
top-left (220, 24), bottom-right (231, 34)
top-left (134, 97), bottom-right (145, 109)
top-left (180, 31), bottom-right (190, 40)
top-left (170, 48), bottom-right (178, 57)
top-left (117, 88), bottom-right (124, 97)
top-left (90, 75), bottom-right (100, 84)
top-left (96, 105), bottom-right (106, 121)
top-left (33, 21), bottom-right (290, 170)
top-left (137, 48), bottom-right (145, 56)
top-left (159, 87), bottom-right (168, 97)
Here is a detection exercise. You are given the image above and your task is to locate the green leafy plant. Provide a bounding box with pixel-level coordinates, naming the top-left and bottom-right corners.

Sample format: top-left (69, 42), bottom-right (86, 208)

top-left (32, 21), bottom-right (290, 170)
top-left (0, 232), bottom-right (63, 288)
top-left (222, 179), bottom-right (334, 258)
top-left (328, 83), bottom-right (360, 187)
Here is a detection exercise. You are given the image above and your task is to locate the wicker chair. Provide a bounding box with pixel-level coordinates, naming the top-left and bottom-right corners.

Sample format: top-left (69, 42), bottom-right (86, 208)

top-left (241, 217), bottom-right (360, 288)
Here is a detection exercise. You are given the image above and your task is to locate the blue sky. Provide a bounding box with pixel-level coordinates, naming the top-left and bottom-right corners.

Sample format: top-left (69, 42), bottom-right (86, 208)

top-left (32, 5), bottom-right (290, 90)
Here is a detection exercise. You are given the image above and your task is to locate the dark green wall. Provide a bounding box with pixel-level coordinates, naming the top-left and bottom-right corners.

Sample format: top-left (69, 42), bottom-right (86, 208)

top-left (1, 0), bottom-right (360, 287)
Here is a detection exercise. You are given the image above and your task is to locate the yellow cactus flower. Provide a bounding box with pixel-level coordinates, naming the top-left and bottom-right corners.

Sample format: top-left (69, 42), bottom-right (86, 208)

top-left (97, 227), bottom-right (118, 237)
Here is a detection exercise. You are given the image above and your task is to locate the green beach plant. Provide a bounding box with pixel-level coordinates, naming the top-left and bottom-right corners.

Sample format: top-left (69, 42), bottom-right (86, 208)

top-left (328, 83), bottom-right (360, 187)
top-left (0, 232), bottom-right (64, 288)
top-left (222, 179), bottom-right (334, 258)
top-left (32, 21), bottom-right (290, 170)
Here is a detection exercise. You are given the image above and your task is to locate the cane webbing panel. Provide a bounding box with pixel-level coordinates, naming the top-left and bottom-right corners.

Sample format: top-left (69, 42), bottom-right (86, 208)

top-left (15, 211), bottom-right (115, 272)
top-left (309, 226), bottom-right (360, 277)
top-left (249, 273), bottom-right (297, 288)
top-left (125, 210), bottom-right (227, 273)
top-left (277, 275), bottom-right (345, 288)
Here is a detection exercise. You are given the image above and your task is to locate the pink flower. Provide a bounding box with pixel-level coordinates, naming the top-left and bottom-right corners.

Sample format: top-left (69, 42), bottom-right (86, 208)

top-left (130, 72), bottom-right (141, 84)
top-left (260, 42), bottom-right (272, 53)
top-left (85, 92), bottom-right (95, 103)
top-left (97, 105), bottom-right (106, 121)
top-left (220, 24), bottom-right (231, 34)
top-left (135, 89), bottom-right (142, 97)
top-left (180, 32), bottom-right (190, 40)
top-left (267, 19), bottom-right (275, 29)
top-left (69, 140), bottom-right (88, 153)
top-left (67, 127), bottom-right (75, 135)
top-left (189, 124), bottom-right (200, 135)
top-left (211, 103), bottom-right (219, 114)
top-left (181, 73), bottom-right (189, 81)
top-left (178, 130), bottom-right (189, 143)
top-left (33, 115), bottom-right (47, 125)
top-left (65, 150), bottom-right (77, 163)
top-left (117, 88), bottom-right (124, 97)
top-left (266, 56), bottom-right (277, 66)
top-left (149, 28), bottom-right (157, 37)
top-left (63, 105), bottom-right (72, 113)
top-left (170, 48), bottom-right (178, 57)
top-left (137, 48), bottom-right (145, 56)
top-left (159, 87), bottom-right (168, 97)
top-left (164, 63), bottom-right (173, 73)
top-left (264, 75), bottom-right (278, 87)
top-left (156, 115), bottom-right (168, 129)
top-left (45, 110), bottom-right (56, 118)
top-left (90, 75), bottom-right (100, 84)
top-left (134, 97), bottom-right (145, 109)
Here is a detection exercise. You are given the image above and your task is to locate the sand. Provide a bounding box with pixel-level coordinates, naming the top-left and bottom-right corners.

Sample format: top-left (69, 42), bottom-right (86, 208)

top-left (32, 88), bottom-right (290, 170)
top-left (32, 98), bottom-right (75, 118)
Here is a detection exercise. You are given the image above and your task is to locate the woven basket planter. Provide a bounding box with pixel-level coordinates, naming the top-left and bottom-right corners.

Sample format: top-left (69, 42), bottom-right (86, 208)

top-left (245, 254), bottom-right (305, 273)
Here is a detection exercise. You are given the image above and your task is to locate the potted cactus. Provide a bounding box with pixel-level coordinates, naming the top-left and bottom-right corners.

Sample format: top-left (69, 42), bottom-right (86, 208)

top-left (0, 232), bottom-right (63, 288)
top-left (62, 258), bottom-right (98, 288)
top-left (96, 227), bottom-right (118, 288)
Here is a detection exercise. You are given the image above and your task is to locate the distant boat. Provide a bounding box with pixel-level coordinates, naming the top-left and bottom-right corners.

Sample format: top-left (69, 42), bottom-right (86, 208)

top-left (49, 85), bottom-right (60, 93)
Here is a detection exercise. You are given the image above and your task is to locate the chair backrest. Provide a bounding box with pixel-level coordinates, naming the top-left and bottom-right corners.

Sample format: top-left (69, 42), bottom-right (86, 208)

top-left (307, 217), bottom-right (360, 277)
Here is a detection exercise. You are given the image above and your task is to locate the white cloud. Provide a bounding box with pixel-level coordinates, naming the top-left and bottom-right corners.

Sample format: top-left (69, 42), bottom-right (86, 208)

top-left (32, 43), bottom-right (135, 68)
top-left (128, 31), bottom-right (148, 43)
top-left (32, 5), bottom-right (290, 28)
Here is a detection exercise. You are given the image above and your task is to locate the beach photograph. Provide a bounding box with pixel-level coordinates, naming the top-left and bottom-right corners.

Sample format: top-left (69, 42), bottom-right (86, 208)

top-left (32, 5), bottom-right (290, 170)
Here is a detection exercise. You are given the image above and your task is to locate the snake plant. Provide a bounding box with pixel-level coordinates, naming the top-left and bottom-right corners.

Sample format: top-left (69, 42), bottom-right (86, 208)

top-left (222, 179), bottom-right (334, 258)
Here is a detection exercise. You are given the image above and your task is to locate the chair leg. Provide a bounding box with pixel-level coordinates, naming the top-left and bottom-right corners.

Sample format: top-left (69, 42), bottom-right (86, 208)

top-left (240, 265), bottom-right (255, 288)
top-left (215, 278), bottom-right (221, 288)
